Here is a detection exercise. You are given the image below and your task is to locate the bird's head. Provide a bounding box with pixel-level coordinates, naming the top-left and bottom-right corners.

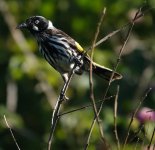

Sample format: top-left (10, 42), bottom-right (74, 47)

top-left (16, 16), bottom-right (54, 33)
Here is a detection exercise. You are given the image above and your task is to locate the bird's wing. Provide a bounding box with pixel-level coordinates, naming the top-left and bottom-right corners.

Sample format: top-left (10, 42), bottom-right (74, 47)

top-left (45, 28), bottom-right (84, 53)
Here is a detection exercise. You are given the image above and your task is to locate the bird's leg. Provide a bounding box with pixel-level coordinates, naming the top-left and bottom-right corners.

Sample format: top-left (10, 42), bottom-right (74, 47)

top-left (60, 73), bottom-right (70, 101)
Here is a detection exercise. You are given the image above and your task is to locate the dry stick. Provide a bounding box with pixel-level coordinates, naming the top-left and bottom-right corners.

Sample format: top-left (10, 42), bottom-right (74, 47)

top-left (48, 69), bottom-right (74, 150)
top-left (59, 96), bottom-right (115, 117)
top-left (114, 86), bottom-right (120, 150)
top-left (147, 126), bottom-right (155, 150)
top-left (122, 88), bottom-right (152, 150)
top-left (89, 8), bottom-right (106, 141)
top-left (83, 4), bottom-right (148, 59)
top-left (84, 7), bottom-right (145, 150)
top-left (3, 115), bottom-right (21, 150)
top-left (93, 5), bottom-right (149, 51)
top-left (94, 3), bottom-right (155, 51)
top-left (83, 14), bottom-right (130, 150)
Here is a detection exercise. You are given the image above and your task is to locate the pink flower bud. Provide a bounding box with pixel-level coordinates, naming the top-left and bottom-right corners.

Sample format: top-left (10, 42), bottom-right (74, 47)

top-left (137, 107), bottom-right (155, 123)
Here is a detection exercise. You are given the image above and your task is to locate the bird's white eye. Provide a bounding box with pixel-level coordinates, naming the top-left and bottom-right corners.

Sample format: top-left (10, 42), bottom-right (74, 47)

top-left (35, 20), bottom-right (39, 24)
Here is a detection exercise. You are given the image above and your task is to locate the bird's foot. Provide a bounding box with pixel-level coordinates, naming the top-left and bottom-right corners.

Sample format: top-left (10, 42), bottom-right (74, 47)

top-left (73, 57), bottom-right (83, 67)
top-left (60, 93), bottom-right (69, 102)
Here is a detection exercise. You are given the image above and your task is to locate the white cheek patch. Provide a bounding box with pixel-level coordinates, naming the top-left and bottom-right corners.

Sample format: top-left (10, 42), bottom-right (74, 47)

top-left (47, 21), bottom-right (54, 29)
top-left (32, 25), bottom-right (39, 31)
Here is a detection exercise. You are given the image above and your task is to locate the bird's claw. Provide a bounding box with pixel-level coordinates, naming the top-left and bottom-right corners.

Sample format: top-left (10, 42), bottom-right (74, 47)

top-left (60, 93), bottom-right (69, 102)
top-left (74, 57), bottom-right (83, 67)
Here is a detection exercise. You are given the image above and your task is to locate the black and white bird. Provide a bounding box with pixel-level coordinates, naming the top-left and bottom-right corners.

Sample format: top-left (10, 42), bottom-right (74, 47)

top-left (17, 16), bottom-right (122, 84)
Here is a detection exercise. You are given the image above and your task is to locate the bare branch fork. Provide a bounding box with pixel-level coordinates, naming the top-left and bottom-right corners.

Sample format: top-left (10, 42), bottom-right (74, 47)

top-left (59, 95), bottom-right (115, 117)
top-left (89, 8), bottom-right (107, 141)
top-left (84, 5), bottom-right (150, 150)
top-left (114, 86), bottom-right (120, 150)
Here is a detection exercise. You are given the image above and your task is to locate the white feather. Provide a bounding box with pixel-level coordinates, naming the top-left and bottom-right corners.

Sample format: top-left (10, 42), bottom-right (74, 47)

top-left (32, 25), bottom-right (39, 31)
top-left (47, 21), bottom-right (54, 29)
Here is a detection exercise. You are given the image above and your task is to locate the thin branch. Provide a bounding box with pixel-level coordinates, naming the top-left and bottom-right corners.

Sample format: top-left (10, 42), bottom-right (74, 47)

top-left (123, 88), bottom-right (152, 150)
top-left (147, 125), bottom-right (155, 150)
top-left (59, 96), bottom-right (115, 117)
top-left (84, 6), bottom-right (148, 150)
top-left (114, 86), bottom-right (120, 150)
top-left (89, 7), bottom-right (106, 141)
top-left (3, 115), bottom-right (21, 150)
top-left (85, 5), bottom-right (152, 54)
top-left (85, 7), bottom-right (136, 150)
top-left (84, 119), bottom-right (98, 150)
top-left (47, 69), bottom-right (74, 150)
top-left (47, 97), bottom-right (61, 150)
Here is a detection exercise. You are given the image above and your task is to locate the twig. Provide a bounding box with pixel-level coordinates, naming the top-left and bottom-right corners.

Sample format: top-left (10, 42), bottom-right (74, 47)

top-left (85, 8), bottom-right (111, 150)
top-left (84, 119), bottom-right (97, 150)
top-left (122, 88), bottom-right (152, 150)
top-left (85, 6), bottom-right (136, 150)
top-left (47, 69), bottom-right (74, 150)
top-left (59, 96), bottom-right (115, 117)
top-left (147, 125), bottom-right (155, 150)
top-left (86, 4), bottom-right (152, 53)
top-left (114, 86), bottom-right (120, 150)
top-left (89, 7), bottom-right (106, 141)
top-left (85, 6), bottom-right (148, 150)
top-left (3, 115), bottom-right (21, 150)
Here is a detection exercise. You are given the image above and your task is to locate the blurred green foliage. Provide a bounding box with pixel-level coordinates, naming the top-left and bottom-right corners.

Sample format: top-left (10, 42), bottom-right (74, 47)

top-left (0, 0), bottom-right (155, 149)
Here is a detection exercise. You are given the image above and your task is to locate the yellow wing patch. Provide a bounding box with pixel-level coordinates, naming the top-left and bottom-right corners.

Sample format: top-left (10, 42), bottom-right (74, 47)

top-left (75, 41), bottom-right (84, 53)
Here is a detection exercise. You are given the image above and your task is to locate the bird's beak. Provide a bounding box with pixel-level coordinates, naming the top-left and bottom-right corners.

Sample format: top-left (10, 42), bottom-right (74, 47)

top-left (16, 22), bottom-right (27, 29)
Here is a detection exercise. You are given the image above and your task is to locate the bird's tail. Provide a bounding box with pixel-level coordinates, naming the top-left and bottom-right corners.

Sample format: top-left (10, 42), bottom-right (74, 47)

top-left (83, 57), bottom-right (122, 81)
top-left (92, 63), bottom-right (122, 81)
